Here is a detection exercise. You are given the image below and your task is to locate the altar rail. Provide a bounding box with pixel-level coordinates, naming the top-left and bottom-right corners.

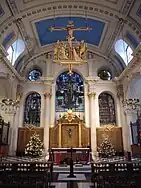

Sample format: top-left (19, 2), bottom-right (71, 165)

top-left (91, 161), bottom-right (141, 188)
top-left (0, 161), bottom-right (53, 188)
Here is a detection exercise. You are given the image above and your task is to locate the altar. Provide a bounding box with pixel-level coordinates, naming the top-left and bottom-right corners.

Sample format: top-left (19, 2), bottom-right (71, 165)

top-left (50, 147), bottom-right (91, 164)
top-left (49, 111), bottom-right (90, 148)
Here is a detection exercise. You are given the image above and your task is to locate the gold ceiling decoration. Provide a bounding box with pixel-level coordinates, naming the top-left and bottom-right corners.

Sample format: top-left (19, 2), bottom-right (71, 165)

top-left (50, 20), bottom-right (91, 74)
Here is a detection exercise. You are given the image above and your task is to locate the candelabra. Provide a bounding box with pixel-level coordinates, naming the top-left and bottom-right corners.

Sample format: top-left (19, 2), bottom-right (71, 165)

top-left (122, 98), bottom-right (141, 112)
top-left (0, 98), bottom-right (19, 114)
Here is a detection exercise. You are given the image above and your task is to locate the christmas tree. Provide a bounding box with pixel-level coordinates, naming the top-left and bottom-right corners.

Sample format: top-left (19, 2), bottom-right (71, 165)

top-left (98, 136), bottom-right (116, 158)
top-left (25, 132), bottom-right (43, 157)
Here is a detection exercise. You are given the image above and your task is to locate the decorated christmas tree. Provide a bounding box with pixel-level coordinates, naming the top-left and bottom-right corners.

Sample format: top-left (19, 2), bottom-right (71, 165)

top-left (98, 136), bottom-right (116, 158)
top-left (25, 132), bottom-right (43, 157)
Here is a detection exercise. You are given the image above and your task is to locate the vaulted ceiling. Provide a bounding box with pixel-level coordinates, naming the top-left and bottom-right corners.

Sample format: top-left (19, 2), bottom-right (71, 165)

top-left (0, 0), bottom-right (141, 76)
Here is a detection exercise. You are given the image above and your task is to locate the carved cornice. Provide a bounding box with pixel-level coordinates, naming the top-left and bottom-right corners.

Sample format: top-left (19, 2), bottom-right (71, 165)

top-left (85, 76), bottom-right (100, 85)
top-left (40, 77), bottom-right (54, 85)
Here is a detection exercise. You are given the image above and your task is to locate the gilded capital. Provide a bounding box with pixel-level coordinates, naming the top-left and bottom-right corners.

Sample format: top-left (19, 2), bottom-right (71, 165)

top-left (44, 92), bottom-right (52, 99)
top-left (88, 92), bottom-right (96, 98)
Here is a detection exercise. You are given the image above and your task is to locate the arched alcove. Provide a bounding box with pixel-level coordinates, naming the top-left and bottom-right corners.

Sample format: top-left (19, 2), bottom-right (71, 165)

top-left (98, 92), bottom-right (116, 125)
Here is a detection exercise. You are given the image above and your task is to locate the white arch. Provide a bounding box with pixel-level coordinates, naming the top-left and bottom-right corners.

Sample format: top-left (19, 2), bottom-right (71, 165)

top-left (6, 39), bottom-right (25, 65)
top-left (115, 39), bottom-right (133, 65)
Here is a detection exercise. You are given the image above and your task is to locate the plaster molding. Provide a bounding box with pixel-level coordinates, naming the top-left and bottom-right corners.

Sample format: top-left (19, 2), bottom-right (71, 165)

top-left (85, 76), bottom-right (100, 85)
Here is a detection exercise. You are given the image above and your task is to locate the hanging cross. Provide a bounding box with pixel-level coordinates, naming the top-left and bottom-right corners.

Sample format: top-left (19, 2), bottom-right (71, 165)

top-left (50, 20), bottom-right (92, 59)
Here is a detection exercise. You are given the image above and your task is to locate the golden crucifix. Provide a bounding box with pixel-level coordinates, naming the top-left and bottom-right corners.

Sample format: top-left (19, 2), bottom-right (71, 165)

top-left (50, 20), bottom-right (91, 74)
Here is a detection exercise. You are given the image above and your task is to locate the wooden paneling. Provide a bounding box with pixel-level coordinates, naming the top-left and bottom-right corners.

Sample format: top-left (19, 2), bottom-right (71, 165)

top-left (49, 121), bottom-right (90, 148)
top-left (49, 126), bottom-right (59, 148)
top-left (131, 145), bottom-right (141, 157)
top-left (81, 125), bottom-right (90, 147)
top-left (61, 124), bottom-right (79, 148)
top-left (96, 127), bottom-right (123, 152)
top-left (17, 127), bottom-right (44, 155)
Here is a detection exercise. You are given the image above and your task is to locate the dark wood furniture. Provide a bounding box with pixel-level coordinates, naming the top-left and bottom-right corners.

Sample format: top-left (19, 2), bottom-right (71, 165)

top-left (51, 147), bottom-right (91, 164)
top-left (0, 115), bottom-right (9, 157)
top-left (91, 161), bottom-right (141, 188)
top-left (0, 161), bottom-right (53, 188)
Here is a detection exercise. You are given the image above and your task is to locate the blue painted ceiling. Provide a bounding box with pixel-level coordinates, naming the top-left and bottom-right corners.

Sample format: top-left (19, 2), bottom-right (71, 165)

top-left (35, 17), bottom-right (105, 46)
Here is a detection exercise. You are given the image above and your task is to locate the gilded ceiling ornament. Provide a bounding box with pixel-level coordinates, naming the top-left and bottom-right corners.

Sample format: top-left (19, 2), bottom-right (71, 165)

top-left (88, 92), bottom-right (96, 98)
top-left (50, 20), bottom-right (91, 74)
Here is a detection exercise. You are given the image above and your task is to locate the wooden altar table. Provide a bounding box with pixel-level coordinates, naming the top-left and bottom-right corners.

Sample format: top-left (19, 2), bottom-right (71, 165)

top-left (50, 148), bottom-right (91, 164)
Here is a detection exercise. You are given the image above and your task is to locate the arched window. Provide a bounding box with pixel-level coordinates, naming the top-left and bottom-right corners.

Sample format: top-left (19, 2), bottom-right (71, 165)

top-left (56, 71), bottom-right (84, 112)
top-left (24, 93), bottom-right (41, 126)
top-left (28, 69), bottom-right (42, 81)
top-left (99, 93), bottom-right (116, 125)
top-left (115, 39), bottom-right (133, 65)
top-left (6, 39), bottom-right (25, 65)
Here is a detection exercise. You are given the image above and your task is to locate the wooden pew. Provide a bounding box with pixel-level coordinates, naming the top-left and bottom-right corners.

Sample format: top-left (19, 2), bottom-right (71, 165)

top-left (91, 161), bottom-right (141, 188)
top-left (0, 161), bottom-right (53, 188)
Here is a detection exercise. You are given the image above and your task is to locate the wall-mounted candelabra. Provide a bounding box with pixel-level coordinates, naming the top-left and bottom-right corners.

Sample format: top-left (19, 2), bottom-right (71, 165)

top-left (122, 98), bottom-right (140, 113)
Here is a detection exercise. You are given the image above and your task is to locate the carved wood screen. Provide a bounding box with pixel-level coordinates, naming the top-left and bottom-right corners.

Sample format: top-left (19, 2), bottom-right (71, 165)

top-left (96, 127), bottom-right (123, 153)
top-left (49, 115), bottom-right (90, 148)
top-left (17, 127), bottom-right (44, 155)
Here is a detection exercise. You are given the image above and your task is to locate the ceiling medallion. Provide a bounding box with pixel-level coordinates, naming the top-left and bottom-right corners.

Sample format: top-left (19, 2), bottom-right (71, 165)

top-left (50, 20), bottom-right (92, 75)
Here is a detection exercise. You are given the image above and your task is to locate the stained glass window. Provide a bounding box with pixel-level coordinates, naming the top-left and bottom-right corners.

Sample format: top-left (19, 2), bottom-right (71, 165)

top-left (99, 93), bottom-right (116, 125)
top-left (56, 71), bottom-right (84, 112)
top-left (28, 69), bottom-right (42, 81)
top-left (24, 93), bottom-right (41, 126)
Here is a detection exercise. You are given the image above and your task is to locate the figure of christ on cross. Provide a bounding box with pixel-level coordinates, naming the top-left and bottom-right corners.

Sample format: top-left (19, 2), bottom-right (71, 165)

top-left (50, 20), bottom-right (91, 60)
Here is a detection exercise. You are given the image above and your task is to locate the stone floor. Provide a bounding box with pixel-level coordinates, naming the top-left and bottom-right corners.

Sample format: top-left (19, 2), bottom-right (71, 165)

top-left (50, 164), bottom-right (93, 188)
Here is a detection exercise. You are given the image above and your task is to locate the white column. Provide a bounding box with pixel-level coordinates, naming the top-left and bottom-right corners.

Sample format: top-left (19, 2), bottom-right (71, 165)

top-left (124, 112), bottom-right (132, 152)
top-left (50, 83), bottom-right (56, 126)
top-left (89, 92), bottom-right (97, 158)
top-left (8, 107), bottom-right (20, 156)
top-left (40, 94), bottom-right (45, 128)
top-left (84, 83), bottom-right (89, 127)
top-left (46, 59), bottom-right (52, 77)
top-left (44, 92), bottom-right (51, 152)
top-left (12, 107), bottom-right (20, 156)
top-left (116, 98), bottom-right (122, 126)
top-left (95, 95), bottom-right (100, 127)
top-left (120, 105), bottom-right (131, 153)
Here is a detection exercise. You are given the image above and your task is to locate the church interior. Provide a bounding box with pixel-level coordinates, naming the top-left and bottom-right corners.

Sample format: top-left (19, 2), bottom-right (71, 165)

top-left (0, 0), bottom-right (141, 187)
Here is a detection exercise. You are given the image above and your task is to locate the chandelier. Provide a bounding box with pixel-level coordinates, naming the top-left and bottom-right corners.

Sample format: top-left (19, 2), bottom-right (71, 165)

top-left (0, 76), bottom-right (19, 113)
top-left (122, 98), bottom-right (141, 112)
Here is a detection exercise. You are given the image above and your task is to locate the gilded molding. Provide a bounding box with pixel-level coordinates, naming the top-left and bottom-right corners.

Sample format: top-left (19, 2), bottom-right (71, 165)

top-left (88, 92), bottom-right (96, 98)
top-left (44, 92), bottom-right (52, 99)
